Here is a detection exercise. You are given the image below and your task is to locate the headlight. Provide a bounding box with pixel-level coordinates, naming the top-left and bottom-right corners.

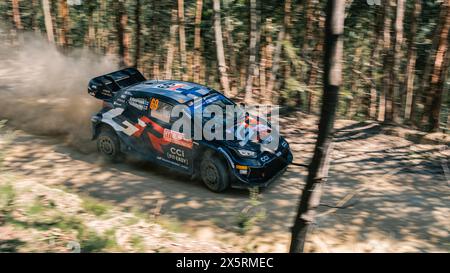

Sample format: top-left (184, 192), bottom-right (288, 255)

top-left (237, 149), bottom-right (257, 158)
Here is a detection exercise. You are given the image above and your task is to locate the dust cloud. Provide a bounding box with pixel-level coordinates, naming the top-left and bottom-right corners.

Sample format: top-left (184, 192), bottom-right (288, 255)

top-left (0, 31), bottom-right (118, 152)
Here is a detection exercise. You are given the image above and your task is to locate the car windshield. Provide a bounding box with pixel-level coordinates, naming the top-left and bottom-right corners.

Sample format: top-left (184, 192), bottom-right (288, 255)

top-left (185, 92), bottom-right (236, 118)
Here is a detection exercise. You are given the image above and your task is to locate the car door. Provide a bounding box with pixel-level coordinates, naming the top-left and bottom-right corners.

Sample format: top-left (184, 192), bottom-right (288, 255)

top-left (119, 92), bottom-right (152, 155)
top-left (145, 96), bottom-right (194, 174)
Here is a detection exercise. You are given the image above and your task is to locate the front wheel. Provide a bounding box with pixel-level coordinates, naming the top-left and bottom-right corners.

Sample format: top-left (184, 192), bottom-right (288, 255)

top-left (200, 155), bottom-right (230, 193)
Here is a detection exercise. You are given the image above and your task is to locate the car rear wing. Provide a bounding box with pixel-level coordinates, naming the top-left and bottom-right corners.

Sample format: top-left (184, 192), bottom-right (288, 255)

top-left (88, 68), bottom-right (146, 101)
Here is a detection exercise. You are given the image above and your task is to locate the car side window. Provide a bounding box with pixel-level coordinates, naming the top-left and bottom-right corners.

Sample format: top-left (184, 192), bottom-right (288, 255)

top-left (149, 97), bottom-right (173, 124)
top-left (124, 94), bottom-right (150, 120)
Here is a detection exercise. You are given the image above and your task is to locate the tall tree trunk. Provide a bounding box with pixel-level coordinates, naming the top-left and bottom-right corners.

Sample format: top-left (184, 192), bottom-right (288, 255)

top-left (404, 0), bottom-right (421, 121)
top-left (369, 5), bottom-right (383, 119)
top-left (264, 26), bottom-right (289, 104)
top-left (265, 0), bottom-right (288, 104)
top-left (347, 45), bottom-right (363, 118)
top-left (263, 20), bottom-right (274, 103)
top-left (178, 0), bottom-right (188, 81)
top-left (223, 0), bottom-right (238, 96)
top-left (12, 0), bottom-right (22, 30)
top-left (165, 8), bottom-right (178, 79)
top-left (386, 0), bottom-right (405, 123)
top-left (31, 0), bottom-right (40, 32)
top-left (213, 0), bottom-right (231, 96)
top-left (244, 0), bottom-right (260, 103)
top-left (307, 14), bottom-right (325, 114)
top-left (302, 0), bottom-right (315, 55)
top-left (193, 0), bottom-right (203, 83)
top-left (134, 0), bottom-right (141, 68)
top-left (282, 0), bottom-right (293, 104)
top-left (58, 0), bottom-right (70, 48)
top-left (42, 0), bottom-right (55, 44)
top-left (87, 6), bottom-right (95, 47)
top-left (115, 0), bottom-right (129, 67)
top-left (290, 0), bottom-right (344, 253)
top-left (150, 0), bottom-right (161, 79)
top-left (259, 31), bottom-right (268, 101)
top-left (422, 1), bottom-right (450, 131)
top-left (378, 0), bottom-right (392, 122)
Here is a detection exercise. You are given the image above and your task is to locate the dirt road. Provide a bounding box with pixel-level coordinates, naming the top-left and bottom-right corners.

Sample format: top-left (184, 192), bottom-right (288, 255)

top-left (1, 116), bottom-right (449, 252)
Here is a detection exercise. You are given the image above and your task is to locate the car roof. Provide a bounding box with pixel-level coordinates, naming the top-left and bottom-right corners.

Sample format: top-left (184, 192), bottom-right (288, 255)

top-left (127, 80), bottom-right (215, 104)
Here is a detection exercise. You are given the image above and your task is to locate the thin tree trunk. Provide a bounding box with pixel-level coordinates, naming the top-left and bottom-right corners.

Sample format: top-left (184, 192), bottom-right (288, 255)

top-left (302, 0), bottom-right (315, 54)
top-left (347, 46), bottom-right (363, 118)
top-left (87, 8), bottom-right (95, 47)
top-left (223, 1), bottom-right (238, 96)
top-left (150, 0), bottom-right (161, 79)
top-left (282, 0), bottom-right (293, 104)
top-left (244, 0), bottom-right (260, 103)
top-left (134, 0), bottom-right (141, 68)
top-left (369, 5), bottom-right (383, 119)
top-left (265, 0), bottom-right (290, 104)
top-left (58, 0), bottom-right (70, 48)
top-left (178, 0), bottom-right (188, 81)
top-left (387, 0), bottom-right (405, 123)
top-left (31, 0), bottom-right (40, 32)
top-left (422, 1), bottom-right (450, 131)
top-left (259, 36), bottom-right (267, 102)
top-left (264, 20), bottom-right (274, 102)
top-left (404, 0), bottom-right (421, 121)
top-left (290, 0), bottom-right (344, 253)
top-left (378, 0), bottom-right (392, 122)
top-left (12, 0), bottom-right (22, 30)
top-left (193, 0), bottom-right (203, 83)
top-left (213, 0), bottom-right (231, 96)
top-left (239, 65), bottom-right (247, 91)
top-left (115, 0), bottom-right (129, 67)
top-left (165, 9), bottom-right (178, 79)
top-left (42, 0), bottom-right (55, 44)
top-left (307, 14), bottom-right (325, 113)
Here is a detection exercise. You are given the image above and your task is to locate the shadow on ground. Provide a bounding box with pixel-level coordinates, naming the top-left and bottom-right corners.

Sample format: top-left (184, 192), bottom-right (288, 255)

top-left (1, 119), bottom-right (448, 252)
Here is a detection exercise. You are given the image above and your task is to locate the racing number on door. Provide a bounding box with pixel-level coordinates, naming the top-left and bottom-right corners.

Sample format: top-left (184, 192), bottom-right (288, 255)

top-left (150, 98), bottom-right (159, 110)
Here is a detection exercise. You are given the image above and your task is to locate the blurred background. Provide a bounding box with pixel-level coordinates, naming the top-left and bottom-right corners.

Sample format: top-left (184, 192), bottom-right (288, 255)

top-left (0, 0), bottom-right (449, 132)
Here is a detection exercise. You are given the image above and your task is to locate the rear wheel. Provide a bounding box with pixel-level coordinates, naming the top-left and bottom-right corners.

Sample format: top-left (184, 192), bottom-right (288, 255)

top-left (200, 153), bottom-right (230, 193)
top-left (97, 126), bottom-right (123, 162)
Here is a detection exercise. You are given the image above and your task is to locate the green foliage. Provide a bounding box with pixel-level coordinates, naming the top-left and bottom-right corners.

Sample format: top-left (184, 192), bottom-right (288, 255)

top-left (130, 234), bottom-right (145, 252)
top-left (80, 229), bottom-right (117, 253)
top-left (0, 183), bottom-right (15, 218)
top-left (235, 187), bottom-right (266, 234)
top-left (82, 198), bottom-right (110, 217)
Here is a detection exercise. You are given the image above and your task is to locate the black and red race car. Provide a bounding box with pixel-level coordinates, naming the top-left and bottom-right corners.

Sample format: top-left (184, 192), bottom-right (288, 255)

top-left (88, 68), bottom-right (292, 192)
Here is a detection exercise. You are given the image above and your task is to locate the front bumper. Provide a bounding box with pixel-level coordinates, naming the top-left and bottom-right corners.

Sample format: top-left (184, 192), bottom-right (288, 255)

top-left (230, 150), bottom-right (293, 189)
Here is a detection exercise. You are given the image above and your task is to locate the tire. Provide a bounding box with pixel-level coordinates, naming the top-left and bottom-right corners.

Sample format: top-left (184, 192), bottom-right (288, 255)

top-left (200, 153), bottom-right (230, 193)
top-left (96, 126), bottom-right (123, 162)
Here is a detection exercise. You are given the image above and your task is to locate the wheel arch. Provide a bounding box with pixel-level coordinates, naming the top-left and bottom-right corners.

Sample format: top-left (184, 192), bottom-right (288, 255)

top-left (195, 146), bottom-right (234, 173)
top-left (92, 122), bottom-right (116, 140)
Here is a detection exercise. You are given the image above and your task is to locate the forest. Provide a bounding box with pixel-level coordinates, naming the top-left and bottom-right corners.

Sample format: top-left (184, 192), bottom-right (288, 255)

top-left (0, 0), bottom-right (449, 132)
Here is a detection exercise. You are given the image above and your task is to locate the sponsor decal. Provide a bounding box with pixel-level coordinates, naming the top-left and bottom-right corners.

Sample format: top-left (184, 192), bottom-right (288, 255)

top-left (163, 129), bottom-right (193, 149)
top-left (128, 97), bottom-right (149, 111)
top-left (167, 147), bottom-right (189, 166)
top-left (156, 156), bottom-right (189, 170)
top-left (100, 89), bottom-right (112, 97)
top-left (260, 155), bottom-right (270, 163)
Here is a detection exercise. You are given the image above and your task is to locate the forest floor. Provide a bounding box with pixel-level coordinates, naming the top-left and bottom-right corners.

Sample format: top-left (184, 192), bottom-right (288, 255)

top-left (0, 114), bottom-right (449, 253)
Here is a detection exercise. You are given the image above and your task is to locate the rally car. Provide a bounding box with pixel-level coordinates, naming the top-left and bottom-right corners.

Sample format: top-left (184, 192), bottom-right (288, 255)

top-left (87, 68), bottom-right (292, 192)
